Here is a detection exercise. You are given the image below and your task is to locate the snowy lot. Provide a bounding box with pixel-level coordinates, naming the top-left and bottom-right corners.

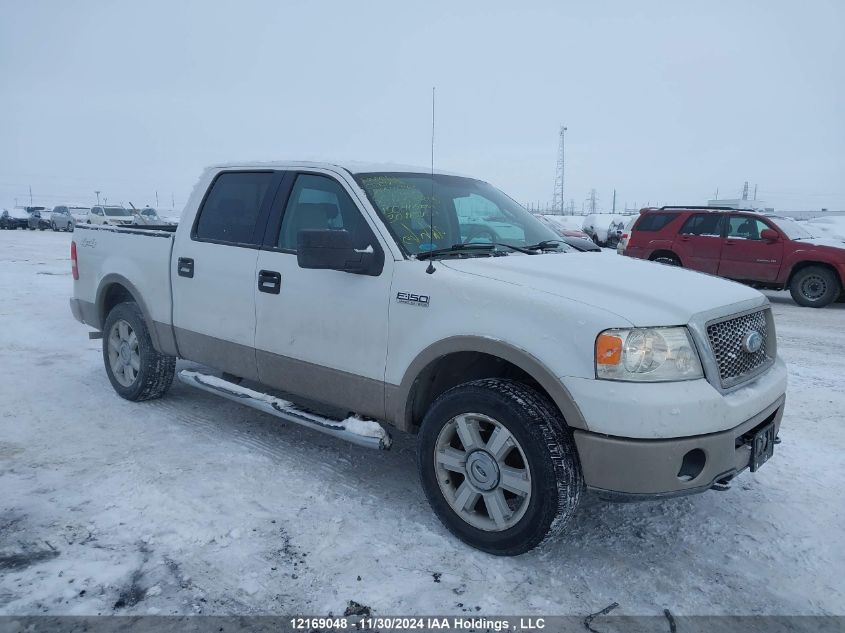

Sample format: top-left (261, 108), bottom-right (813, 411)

top-left (1, 230), bottom-right (843, 617)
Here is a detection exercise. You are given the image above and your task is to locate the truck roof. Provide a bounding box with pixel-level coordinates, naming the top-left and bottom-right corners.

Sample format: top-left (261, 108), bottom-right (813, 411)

top-left (208, 160), bottom-right (469, 178)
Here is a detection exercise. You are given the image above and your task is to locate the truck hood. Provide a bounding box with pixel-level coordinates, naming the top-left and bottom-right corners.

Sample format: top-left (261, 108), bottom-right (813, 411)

top-left (442, 252), bottom-right (765, 326)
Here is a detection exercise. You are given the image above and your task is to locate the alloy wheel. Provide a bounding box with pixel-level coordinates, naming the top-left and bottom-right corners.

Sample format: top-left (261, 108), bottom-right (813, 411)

top-left (433, 413), bottom-right (532, 532)
top-left (107, 319), bottom-right (141, 387)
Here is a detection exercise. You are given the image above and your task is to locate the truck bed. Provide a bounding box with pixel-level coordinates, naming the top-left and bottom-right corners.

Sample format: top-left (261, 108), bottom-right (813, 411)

top-left (73, 224), bottom-right (176, 331)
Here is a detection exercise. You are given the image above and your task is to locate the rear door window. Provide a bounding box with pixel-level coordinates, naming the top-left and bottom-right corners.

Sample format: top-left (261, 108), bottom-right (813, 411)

top-left (634, 213), bottom-right (675, 232)
top-left (680, 214), bottom-right (724, 236)
top-left (194, 172), bottom-right (274, 245)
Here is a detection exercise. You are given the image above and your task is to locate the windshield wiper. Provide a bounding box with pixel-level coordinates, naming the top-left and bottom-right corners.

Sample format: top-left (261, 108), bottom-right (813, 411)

top-left (523, 239), bottom-right (563, 251)
top-left (416, 242), bottom-right (538, 260)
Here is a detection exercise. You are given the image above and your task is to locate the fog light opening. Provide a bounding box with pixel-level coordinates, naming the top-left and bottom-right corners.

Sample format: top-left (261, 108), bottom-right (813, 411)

top-left (677, 449), bottom-right (706, 482)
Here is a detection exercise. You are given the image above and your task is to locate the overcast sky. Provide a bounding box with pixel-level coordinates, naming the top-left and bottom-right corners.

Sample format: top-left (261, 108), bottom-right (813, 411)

top-left (2, 0), bottom-right (843, 212)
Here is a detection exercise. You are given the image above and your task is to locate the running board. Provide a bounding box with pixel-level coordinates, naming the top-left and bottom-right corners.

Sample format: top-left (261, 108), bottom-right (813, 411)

top-left (178, 370), bottom-right (392, 450)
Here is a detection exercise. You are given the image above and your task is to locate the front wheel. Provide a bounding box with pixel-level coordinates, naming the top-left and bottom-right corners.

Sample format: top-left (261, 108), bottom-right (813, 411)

top-left (51, 222), bottom-right (59, 231)
top-left (790, 266), bottom-right (841, 308)
top-left (418, 379), bottom-right (582, 556)
top-left (103, 302), bottom-right (176, 401)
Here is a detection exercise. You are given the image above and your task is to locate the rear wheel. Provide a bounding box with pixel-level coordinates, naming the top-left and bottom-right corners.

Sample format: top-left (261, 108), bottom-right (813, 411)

top-left (790, 266), bottom-right (840, 308)
top-left (103, 302), bottom-right (176, 401)
top-left (418, 379), bottom-right (582, 556)
top-left (651, 252), bottom-right (680, 266)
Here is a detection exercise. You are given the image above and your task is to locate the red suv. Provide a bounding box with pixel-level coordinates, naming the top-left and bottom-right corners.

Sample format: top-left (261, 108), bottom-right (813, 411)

top-left (623, 206), bottom-right (845, 307)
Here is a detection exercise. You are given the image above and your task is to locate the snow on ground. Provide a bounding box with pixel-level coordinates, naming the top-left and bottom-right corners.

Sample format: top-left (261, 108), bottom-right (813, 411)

top-left (806, 216), bottom-right (845, 241)
top-left (1, 230), bottom-right (843, 617)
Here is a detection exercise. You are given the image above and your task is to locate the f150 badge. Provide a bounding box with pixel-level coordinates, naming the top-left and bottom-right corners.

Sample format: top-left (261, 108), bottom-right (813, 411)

top-left (396, 292), bottom-right (430, 307)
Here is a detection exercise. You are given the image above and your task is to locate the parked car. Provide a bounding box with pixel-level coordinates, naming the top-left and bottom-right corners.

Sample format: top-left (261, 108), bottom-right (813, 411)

top-left (616, 216), bottom-right (638, 254)
top-left (132, 207), bottom-right (165, 225)
top-left (27, 209), bottom-right (51, 230)
top-left (50, 205), bottom-right (88, 231)
top-left (70, 162), bottom-right (786, 555)
top-left (533, 214), bottom-right (601, 252)
top-left (583, 213), bottom-right (628, 248)
top-left (0, 208), bottom-right (30, 230)
top-left (623, 206), bottom-right (845, 307)
top-left (86, 205), bottom-right (135, 226)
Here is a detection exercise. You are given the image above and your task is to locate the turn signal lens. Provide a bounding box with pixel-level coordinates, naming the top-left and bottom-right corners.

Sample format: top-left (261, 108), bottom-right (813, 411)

top-left (596, 333), bottom-right (623, 365)
top-left (70, 241), bottom-right (79, 280)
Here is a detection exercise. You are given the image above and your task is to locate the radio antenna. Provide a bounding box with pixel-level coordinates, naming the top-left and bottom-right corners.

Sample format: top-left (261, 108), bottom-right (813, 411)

top-left (426, 86), bottom-right (436, 274)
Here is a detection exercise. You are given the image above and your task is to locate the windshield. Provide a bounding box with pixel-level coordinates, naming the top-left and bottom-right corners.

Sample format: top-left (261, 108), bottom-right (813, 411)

top-left (141, 209), bottom-right (158, 217)
top-left (768, 216), bottom-right (816, 240)
top-left (104, 207), bottom-right (131, 217)
top-left (354, 173), bottom-right (561, 256)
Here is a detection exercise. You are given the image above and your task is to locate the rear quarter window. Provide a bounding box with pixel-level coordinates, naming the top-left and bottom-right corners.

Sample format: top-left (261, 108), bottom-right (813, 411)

top-left (194, 171), bottom-right (274, 245)
top-left (633, 213), bottom-right (676, 232)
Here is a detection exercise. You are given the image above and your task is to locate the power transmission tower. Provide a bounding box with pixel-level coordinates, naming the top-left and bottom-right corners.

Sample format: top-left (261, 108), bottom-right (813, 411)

top-left (586, 188), bottom-right (598, 214)
top-left (742, 181), bottom-right (749, 200)
top-left (551, 125), bottom-right (567, 214)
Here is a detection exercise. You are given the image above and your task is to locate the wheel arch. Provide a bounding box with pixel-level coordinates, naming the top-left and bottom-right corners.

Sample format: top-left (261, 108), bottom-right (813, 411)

top-left (389, 336), bottom-right (588, 434)
top-left (649, 249), bottom-right (682, 265)
top-left (786, 260), bottom-right (842, 288)
top-left (95, 274), bottom-right (169, 355)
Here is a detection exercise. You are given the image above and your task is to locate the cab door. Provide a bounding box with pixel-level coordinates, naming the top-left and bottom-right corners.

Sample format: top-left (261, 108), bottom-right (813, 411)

top-left (253, 170), bottom-right (392, 419)
top-left (718, 214), bottom-right (784, 282)
top-left (672, 213), bottom-right (725, 273)
top-left (171, 170), bottom-right (281, 380)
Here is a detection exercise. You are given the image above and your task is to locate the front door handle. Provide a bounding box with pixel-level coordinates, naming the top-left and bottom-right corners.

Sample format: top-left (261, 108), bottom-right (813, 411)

top-left (177, 257), bottom-right (194, 278)
top-left (258, 269), bottom-right (281, 294)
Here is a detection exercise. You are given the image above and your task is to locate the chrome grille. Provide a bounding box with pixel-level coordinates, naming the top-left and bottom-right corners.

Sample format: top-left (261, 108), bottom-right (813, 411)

top-left (706, 309), bottom-right (773, 388)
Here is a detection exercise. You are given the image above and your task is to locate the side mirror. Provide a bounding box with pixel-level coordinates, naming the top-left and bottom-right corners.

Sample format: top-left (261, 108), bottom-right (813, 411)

top-left (760, 229), bottom-right (779, 242)
top-left (297, 229), bottom-right (382, 276)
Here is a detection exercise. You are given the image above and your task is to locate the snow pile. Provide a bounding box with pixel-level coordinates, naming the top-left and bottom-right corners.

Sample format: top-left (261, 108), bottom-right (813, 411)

top-left (541, 214), bottom-right (587, 232)
top-left (806, 215), bottom-right (845, 241)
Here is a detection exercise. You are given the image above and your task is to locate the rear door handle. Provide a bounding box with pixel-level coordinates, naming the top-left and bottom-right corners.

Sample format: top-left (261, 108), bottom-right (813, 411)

top-left (177, 257), bottom-right (194, 278)
top-left (258, 269), bottom-right (281, 294)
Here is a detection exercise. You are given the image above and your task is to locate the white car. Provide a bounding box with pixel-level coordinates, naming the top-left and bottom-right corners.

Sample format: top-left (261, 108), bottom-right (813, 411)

top-left (132, 208), bottom-right (164, 225)
top-left (69, 161), bottom-right (787, 555)
top-left (86, 205), bottom-right (135, 226)
top-left (50, 205), bottom-right (90, 232)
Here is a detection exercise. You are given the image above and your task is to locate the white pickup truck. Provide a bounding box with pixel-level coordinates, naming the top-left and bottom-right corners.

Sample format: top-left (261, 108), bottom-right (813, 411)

top-left (70, 161), bottom-right (787, 555)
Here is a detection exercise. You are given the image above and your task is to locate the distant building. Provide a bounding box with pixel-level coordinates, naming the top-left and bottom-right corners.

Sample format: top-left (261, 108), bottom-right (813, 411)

top-left (707, 198), bottom-right (774, 213)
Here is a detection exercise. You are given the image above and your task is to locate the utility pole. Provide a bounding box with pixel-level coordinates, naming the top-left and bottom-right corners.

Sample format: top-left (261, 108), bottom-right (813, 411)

top-left (155, 191), bottom-right (159, 207)
top-left (95, 191), bottom-right (101, 205)
top-left (29, 186), bottom-right (33, 206)
top-left (171, 193), bottom-right (175, 209)
top-left (753, 184), bottom-right (758, 200)
top-left (612, 189), bottom-right (617, 213)
top-left (552, 125), bottom-right (567, 214)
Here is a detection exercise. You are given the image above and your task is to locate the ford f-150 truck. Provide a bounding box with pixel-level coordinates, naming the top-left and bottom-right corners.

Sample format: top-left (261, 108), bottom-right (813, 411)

top-left (70, 162), bottom-right (787, 555)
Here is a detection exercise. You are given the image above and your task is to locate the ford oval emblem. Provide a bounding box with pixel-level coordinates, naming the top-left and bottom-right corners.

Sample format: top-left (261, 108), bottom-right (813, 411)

top-left (743, 331), bottom-right (763, 354)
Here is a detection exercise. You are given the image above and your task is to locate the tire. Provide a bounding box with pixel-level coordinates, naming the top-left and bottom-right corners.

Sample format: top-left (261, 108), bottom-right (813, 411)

top-left (102, 301), bottom-right (176, 401)
top-left (51, 222), bottom-right (59, 231)
top-left (417, 378), bottom-right (583, 556)
top-left (651, 253), bottom-right (680, 266)
top-left (789, 266), bottom-right (841, 308)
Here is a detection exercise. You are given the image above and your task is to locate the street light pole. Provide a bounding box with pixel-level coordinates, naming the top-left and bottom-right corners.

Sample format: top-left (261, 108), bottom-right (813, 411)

top-left (95, 191), bottom-right (101, 205)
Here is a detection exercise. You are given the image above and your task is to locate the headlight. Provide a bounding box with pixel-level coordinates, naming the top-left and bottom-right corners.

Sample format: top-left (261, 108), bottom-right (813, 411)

top-left (596, 327), bottom-right (703, 382)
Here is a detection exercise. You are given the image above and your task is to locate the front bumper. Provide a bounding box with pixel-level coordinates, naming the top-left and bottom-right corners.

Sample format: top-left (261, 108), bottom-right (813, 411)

top-left (573, 394), bottom-right (785, 499)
